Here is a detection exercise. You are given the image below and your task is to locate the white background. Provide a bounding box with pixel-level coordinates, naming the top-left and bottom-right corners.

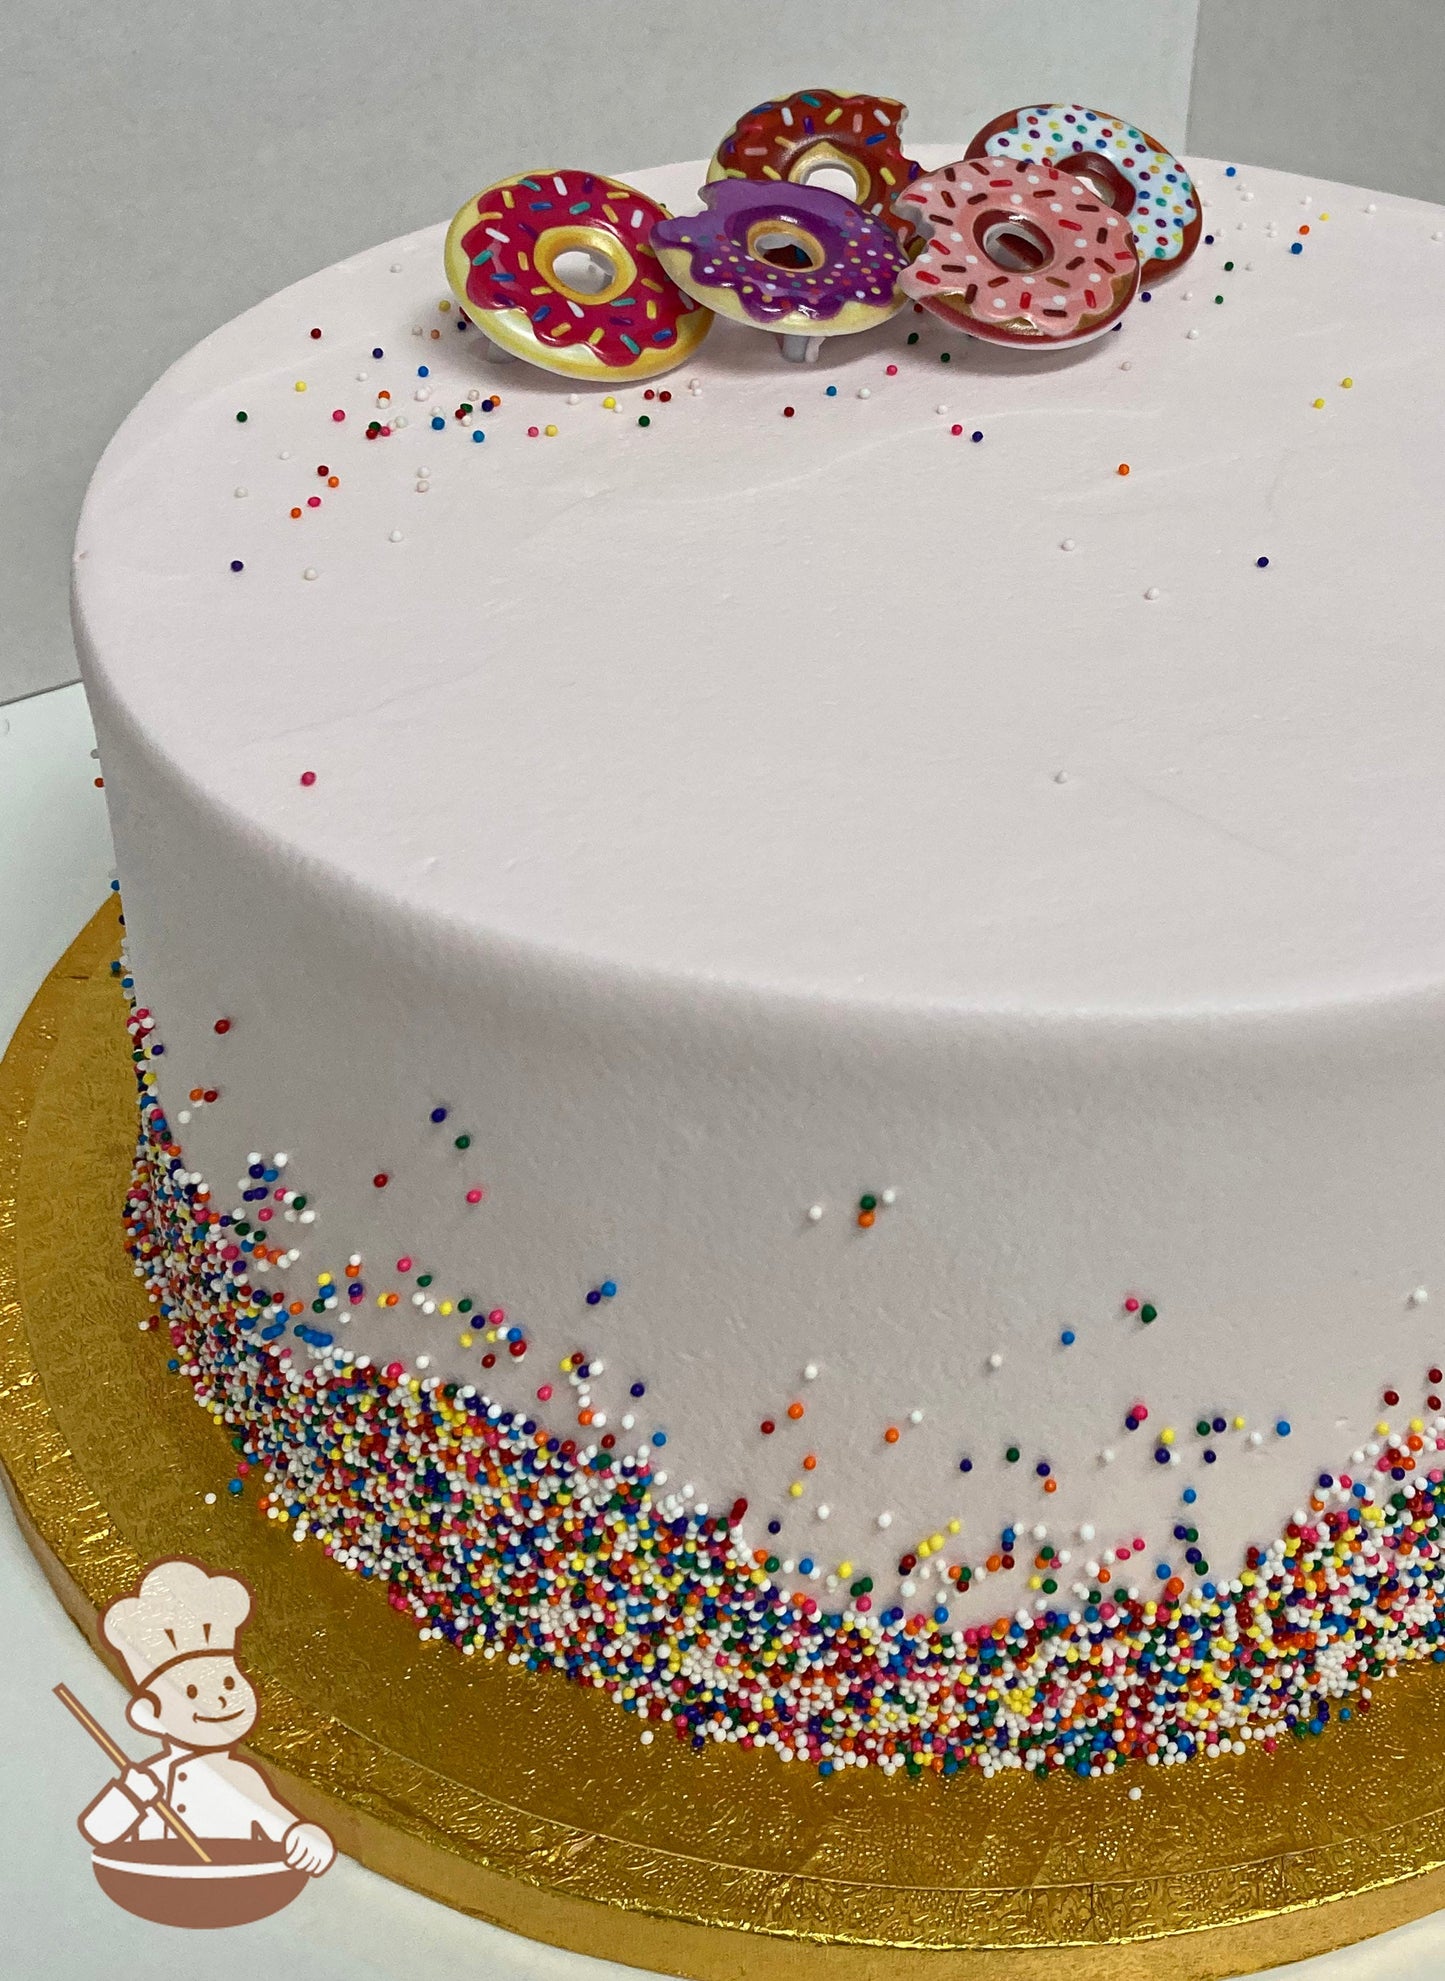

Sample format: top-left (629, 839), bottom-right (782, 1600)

top-left (1188, 0), bottom-right (1445, 210)
top-left (6, 3), bottom-right (1445, 1971)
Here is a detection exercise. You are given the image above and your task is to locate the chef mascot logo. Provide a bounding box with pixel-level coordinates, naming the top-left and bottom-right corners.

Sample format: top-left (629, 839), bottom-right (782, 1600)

top-left (58, 1557), bottom-right (335, 1928)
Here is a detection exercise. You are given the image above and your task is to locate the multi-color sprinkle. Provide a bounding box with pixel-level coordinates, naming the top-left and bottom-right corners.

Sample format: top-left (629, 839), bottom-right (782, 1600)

top-left (122, 994), bottom-right (1445, 1781)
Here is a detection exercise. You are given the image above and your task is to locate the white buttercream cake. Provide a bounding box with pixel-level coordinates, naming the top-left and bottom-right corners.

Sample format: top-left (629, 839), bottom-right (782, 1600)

top-left (73, 148), bottom-right (1445, 1781)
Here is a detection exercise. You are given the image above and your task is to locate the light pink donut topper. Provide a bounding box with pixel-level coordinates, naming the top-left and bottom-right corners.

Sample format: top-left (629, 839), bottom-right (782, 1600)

top-left (894, 156), bottom-right (1140, 348)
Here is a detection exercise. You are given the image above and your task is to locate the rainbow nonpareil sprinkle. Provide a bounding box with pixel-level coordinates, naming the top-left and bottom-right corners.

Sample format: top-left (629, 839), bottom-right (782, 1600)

top-left (121, 996), bottom-right (1445, 1781)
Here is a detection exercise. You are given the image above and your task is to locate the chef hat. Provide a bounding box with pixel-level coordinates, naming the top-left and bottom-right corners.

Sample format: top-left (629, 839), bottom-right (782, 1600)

top-left (101, 1558), bottom-right (253, 1690)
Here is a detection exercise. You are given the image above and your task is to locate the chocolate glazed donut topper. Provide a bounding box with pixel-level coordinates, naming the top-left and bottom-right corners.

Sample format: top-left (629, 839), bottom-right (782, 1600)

top-left (707, 88), bottom-right (923, 248)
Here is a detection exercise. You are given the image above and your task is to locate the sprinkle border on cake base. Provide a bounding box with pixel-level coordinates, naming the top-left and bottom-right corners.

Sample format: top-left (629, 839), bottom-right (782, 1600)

top-left (123, 994), bottom-right (1445, 1785)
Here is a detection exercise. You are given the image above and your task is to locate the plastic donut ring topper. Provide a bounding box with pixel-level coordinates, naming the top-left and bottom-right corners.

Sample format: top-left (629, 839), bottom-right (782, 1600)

top-left (707, 88), bottom-right (922, 247)
top-left (967, 104), bottom-right (1202, 276)
top-left (443, 169), bottom-right (712, 382)
top-left (894, 157), bottom-right (1141, 350)
top-left (653, 179), bottom-right (907, 363)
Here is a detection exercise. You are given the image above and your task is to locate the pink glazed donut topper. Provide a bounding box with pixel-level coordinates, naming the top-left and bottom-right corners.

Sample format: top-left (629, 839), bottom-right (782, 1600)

top-left (894, 156), bottom-right (1141, 349)
top-left (652, 178), bottom-right (907, 363)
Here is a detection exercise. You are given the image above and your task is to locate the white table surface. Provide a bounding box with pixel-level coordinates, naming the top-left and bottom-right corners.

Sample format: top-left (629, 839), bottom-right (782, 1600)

top-left (2, 680), bottom-right (1441, 1980)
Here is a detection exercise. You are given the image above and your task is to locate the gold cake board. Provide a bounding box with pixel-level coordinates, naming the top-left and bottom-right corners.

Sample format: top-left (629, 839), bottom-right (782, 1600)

top-left (6, 903), bottom-right (1445, 1979)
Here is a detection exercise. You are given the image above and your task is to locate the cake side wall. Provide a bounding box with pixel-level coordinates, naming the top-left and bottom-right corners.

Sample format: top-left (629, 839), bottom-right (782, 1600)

top-left (79, 650), bottom-right (1445, 1621)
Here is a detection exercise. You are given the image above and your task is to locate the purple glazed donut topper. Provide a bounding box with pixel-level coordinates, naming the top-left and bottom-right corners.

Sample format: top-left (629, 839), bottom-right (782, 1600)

top-left (652, 179), bottom-right (906, 362)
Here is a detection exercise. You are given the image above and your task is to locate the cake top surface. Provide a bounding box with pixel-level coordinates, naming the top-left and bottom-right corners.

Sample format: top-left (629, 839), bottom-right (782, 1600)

top-left (75, 153), bottom-right (1445, 1021)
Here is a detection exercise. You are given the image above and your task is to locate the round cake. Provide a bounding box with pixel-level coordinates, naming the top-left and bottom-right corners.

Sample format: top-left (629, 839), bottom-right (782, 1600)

top-left (73, 151), bottom-right (1445, 1784)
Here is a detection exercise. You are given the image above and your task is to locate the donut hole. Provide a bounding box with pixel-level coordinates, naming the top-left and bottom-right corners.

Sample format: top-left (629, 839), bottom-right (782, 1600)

top-left (746, 222), bottom-right (827, 272)
top-left (978, 217), bottom-right (1053, 273)
top-left (791, 145), bottom-right (869, 205)
top-left (1064, 153), bottom-right (1137, 215)
top-left (534, 225), bottom-right (638, 307)
top-left (796, 161), bottom-right (862, 202)
top-left (550, 246), bottom-right (619, 295)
